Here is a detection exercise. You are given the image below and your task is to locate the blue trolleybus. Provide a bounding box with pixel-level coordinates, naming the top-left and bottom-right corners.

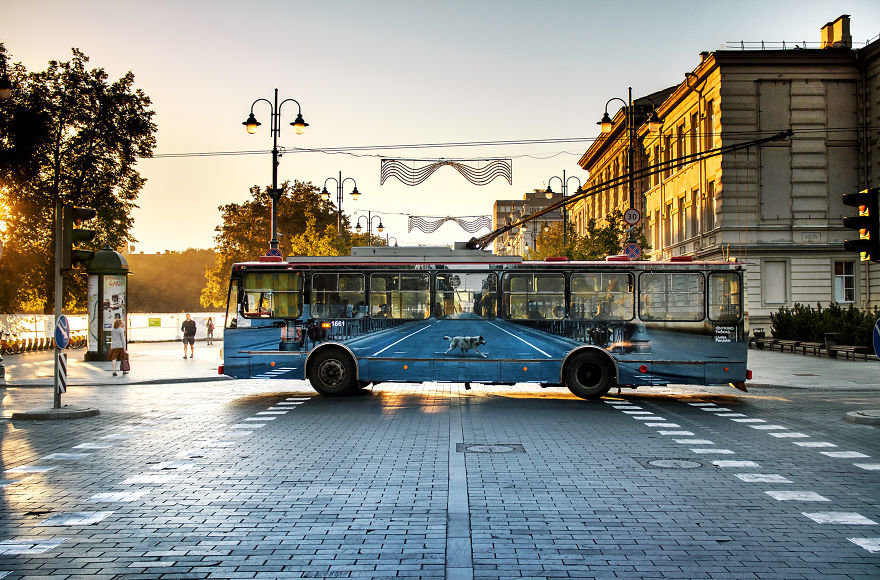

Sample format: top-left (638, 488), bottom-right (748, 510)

top-left (220, 245), bottom-right (748, 398)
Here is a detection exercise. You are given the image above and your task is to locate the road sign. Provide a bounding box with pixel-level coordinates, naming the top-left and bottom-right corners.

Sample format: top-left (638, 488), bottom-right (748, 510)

top-left (624, 242), bottom-right (641, 260)
top-left (623, 208), bottom-right (641, 226)
top-left (265, 248), bottom-right (283, 258)
top-left (873, 319), bottom-right (880, 360)
top-left (56, 351), bottom-right (67, 394)
top-left (55, 315), bottom-right (71, 349)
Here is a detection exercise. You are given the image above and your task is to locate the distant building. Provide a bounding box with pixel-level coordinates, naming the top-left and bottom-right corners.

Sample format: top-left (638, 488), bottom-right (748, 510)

top-left (493, 189), bottom-right (563, 256)
top-left (574, 14), bottom-right (880, 324)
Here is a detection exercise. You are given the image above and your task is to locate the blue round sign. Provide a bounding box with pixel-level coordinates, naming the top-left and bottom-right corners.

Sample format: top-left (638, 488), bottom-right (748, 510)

top-left (55, 315), bottom-right (71, 349)
top-left (873, 319), bottom-right (880, 360)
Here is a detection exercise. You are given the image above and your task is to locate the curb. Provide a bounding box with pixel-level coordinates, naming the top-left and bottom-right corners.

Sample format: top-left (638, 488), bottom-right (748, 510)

top-left (11, 406), bottom-right (100, 420)
top-left (0, 376), bottom-right (233, 389)
top-left (845, 410), bottom-right (880, 425)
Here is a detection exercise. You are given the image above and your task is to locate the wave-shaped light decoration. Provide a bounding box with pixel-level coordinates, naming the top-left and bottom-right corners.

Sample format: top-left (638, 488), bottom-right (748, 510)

top-left (381, 158), bottom-right (512, 186)
top-left (408, 215), bottom-right (492, 234)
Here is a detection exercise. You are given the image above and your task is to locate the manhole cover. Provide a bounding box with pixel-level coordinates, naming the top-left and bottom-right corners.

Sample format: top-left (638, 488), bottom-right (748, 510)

top-left (635, 457), bottom-right (704, 469)
top-left (456, 443), bottom-right (526, 453)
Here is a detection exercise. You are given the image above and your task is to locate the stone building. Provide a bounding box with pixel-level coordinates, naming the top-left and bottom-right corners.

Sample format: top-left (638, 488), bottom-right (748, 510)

top-left (493, 189), bottom-right (563, 256)
top-left (572, 15), bottom-right (879, 324)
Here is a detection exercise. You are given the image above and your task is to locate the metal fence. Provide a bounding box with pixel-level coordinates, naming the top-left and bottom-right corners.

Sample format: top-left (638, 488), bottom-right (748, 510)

top-left (0, 312), bottom-right (224, 343)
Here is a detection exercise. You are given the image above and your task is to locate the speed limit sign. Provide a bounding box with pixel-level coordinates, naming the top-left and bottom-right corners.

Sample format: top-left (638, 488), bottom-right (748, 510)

top-left (623, 208), bottom-right (641, 226)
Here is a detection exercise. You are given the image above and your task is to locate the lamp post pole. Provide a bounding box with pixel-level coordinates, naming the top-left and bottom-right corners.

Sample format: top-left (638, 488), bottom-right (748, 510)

top-left (545, 170), bottom-right (582, 248)
top-left (354, 212), bottom-right (384, 247)
top-left (242, 88), bottom-right (308, 252)
top-left (322, 172), bottom-right (360, 232)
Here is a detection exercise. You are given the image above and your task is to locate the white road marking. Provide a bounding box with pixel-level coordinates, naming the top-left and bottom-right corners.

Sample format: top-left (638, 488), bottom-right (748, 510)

top-left (715, 413), bottom-right (747, 417)
top-left (40, 453), bottom-right (90, 460)
top-left (257, 411), bottom-right (288, 415)
top-left (658, 431), bottom-right (694, 436)
top-left (713, 460), bottom-right (760, 468)
top-left (244, 417), bottom-right (276, 421)
top-left (613, 405), bottom-right (639, 409)
top-left (703, 407), bottom-right (732, 412)
top-left (731, 418), bottom-right (766, 423)
top-left (766, 491), bottom-right (829, 501)
top-left (87, 491), bottom-right (151, 502)
top-left (646, 422), bottom-right (677, 427)
top-left (734, 474), bottom-right (792, 483)
top-left (40, 511), bottom-right (113, 526)
top-left (802, 512), bottom-right (878, 525)
top-left (770, 432), bottom-right (810, 438)
top-left (793, 442), bottom-right (837, 448)
top-left (149, 461), bottom-right (195, 470)
top-left (688, 403), bottom-right (716, 407)
top-left (675, 439), bottom-right (714, 445)
top-left (854, 463), bottom-right (880, 470)
top-left (849, 538), bottom-right (880, 553)
top-left (691, 449), bottom-right (734, 454)
top-left (622, 410), bottom-right (653, 415)
top-left (372, 323), bottom-right (434, 356)
top-left (821, 451), bottom-right (870, 458)
top-left (749, 425), bottom-right (788, 430)
top-left (5, 465), bottom-right (56, 474)
top-left (0, 538), bottom-right (67, 555)
top-left (122, 474), bottom-right (177, 484)
top-left (72, 442), bottom-right (113, 449)
top-left (487, 321), bottom-right (553, 358)
top-left (632, 416), bottom-right (662, 420)
top-left (231, 423), bottom-right (265, 429)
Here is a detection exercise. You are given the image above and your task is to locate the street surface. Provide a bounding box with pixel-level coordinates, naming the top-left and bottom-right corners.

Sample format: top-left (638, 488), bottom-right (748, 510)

top-left (0, 343), bottom-right (878, 579)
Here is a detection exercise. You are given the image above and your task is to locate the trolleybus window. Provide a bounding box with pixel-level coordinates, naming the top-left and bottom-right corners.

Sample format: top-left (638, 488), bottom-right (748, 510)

top-left (435, 272), bottom-right (497, 319)
top-left (224, 279), bottom-right (239, 328)
top-left (708, 272), bottom-right (742, 321)
top-left (502, 273), bottom-right (565, 320)
top-left (311, 273), bottom-right (366, 319)
top-left (241, 271), bottom-right (302, 319)
top-left (369, 273), bottom-right (430, 319)
top-left (639, 272), bottom-right (704, 321)
top-left (570, 273), bottom-right (634, 321)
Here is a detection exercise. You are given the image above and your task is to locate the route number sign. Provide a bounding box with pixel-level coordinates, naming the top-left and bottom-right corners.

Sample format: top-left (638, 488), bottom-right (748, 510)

top-left (623, 208), bottom-right (641, 226)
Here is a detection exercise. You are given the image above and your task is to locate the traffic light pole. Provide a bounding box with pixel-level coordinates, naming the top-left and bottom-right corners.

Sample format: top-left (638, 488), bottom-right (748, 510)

top-left (53, 199), bottom-right (63, 408)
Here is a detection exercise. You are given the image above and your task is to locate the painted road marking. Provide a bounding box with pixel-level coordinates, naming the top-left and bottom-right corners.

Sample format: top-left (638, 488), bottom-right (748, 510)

top-left (72, 442), bottom-right (113, 449)
top-left (675, 439), bottom-right (714, 444)
top-left (0, 538), bottom-right (66, 555)
top-left (854, 463), bottom-right (880, 470)
top-left (715, 413), bottom-right (747, 417)
top-left (703, 407), bottom-right (732, 412)
top-left (40, 453), bottom-right (90, 460)
top-left (122, 474), bottom-right (177, 484)
top-left (766, 491), bottom-right (830, 502)
top-left (646, 422), bottom-right (678, 427)
top-left (691, 449), bottom-right (734, 454)
top-left (793, 441), bottom-right (837, 448)
top-left (231, 423), bottom-right (265, 429)
top-left (631, 416), bottom-right (662, 420)
top-left (749, 425), bottom-right (787, 430)
top-left (622, 410), bottom-right (653, 414)
top-left (688, 403), bottom-right (716, 407)
top-left (40, 511), bottom-right (113, 526)
top-left (731, 418), bottom-right (766, 423)
top-left (244, 417), bottom-right (276, 421)
top-left (849, 538), bottom-right (880, 553)
top-left (372, 323), bottom-right (434, 356)
top-left (802, 512), bottom-right (878, 525)
top-left (770, 432), bottom-right (809, 438)
top-left (257, 411), bottom-right (288, 415)
top-left (487, 321), bottom-right (553, 358)
top-left (87, 491), bottom-right (151, 502)
top-left (713, 460), bottom-right (760, 468)
top-left (734, 474), bottom-right (792, 483)
top-left (5, 465), bottom-right (56, 474)
top-left (659, 431), bottom-right (694, 436)
top-left (150, 461), bottom-right (195, 470)
top-left (821, 451), bottom-right (869, 458)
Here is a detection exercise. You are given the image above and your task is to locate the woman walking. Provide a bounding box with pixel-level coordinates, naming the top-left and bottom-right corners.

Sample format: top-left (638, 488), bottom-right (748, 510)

top-left (206, 317), bottom-right (215, 346)
top-left (107, 318), bottom-right (128, 376)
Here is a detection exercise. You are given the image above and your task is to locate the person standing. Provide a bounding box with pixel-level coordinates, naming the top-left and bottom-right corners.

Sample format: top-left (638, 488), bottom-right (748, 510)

top-left (206, 317), bottom-right (215, 346)
top-left (181, 313), bottom-right (196, 359)
top-left (107, 318), bottom-right (128, 376)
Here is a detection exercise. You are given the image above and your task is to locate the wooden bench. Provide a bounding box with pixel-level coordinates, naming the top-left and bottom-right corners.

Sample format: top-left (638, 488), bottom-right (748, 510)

top-left (753, 337), bottom-right (778, 350)
top-left (774, 340), bottom-right (801, 353)
top-left (797, 341), bottom-right (825, 355)
top-left (827, 345), bottom-right (870, 360)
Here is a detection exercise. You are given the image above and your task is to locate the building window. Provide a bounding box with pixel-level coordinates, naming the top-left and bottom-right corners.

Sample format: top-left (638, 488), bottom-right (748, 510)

top-left (652, 145), bottom-right (660, 187)
top-left (704, 100), bottom-right (714, 150)
top-left (676, 196), bottom-right (685, 243)
top-left (762, 260), bottom-right (788, 305)
top-left (690, 112), bottom-right (699, 157)
top-left (689, 188), bottom-right (699, 239)
top-left (663, 135), bottom-right (671, 180)
top-left (833, 261), bottom-right (855, 303)
top-left (676, 123), bottom-right (685, 169)
top-left (704, 181), bottom-right (716, 231)
top-left (664, 202), bottom-right (672, 247)
top-left (653, 210), bottom-right (660, 253)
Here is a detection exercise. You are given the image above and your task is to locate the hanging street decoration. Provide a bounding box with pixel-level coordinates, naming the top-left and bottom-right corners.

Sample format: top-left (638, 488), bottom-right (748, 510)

top-left (381, 158), bottom-right (512, 187)
top-left (408, 215), bottom-right (492, 234)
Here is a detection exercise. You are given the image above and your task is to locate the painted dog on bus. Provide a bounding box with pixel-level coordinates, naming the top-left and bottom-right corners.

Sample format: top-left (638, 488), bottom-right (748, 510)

top-left (443, 335), bottom-right (488, 358)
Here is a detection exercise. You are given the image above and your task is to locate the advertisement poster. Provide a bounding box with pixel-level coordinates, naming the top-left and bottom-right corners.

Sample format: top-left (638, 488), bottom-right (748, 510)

top-left (88, 275), bottom-right (99, 352)
top-left (103, 275), bottom-right (127, 336)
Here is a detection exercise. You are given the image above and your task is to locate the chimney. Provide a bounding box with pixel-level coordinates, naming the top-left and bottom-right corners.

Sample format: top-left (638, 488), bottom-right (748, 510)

top-left (821, 14), bottom-right (852, 49)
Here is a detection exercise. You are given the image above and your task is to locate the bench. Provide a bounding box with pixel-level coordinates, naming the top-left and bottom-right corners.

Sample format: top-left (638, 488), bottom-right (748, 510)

top-left (827, 345), bottom-right (870, 360)
top-left (773, 340), bottom-right (801, 353)
top-left (797, 341), bottom-right (825, 355)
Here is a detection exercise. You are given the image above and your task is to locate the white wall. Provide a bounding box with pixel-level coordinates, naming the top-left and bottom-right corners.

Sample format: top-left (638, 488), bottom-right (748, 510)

top-left (0, 312), bottom-right (224, 342)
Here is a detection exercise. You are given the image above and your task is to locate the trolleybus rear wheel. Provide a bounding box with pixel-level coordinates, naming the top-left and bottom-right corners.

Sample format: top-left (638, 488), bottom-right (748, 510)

top-left (564, 351), bottom-right (614, 399)
top-left (308, 348), bottom-right (357, 396)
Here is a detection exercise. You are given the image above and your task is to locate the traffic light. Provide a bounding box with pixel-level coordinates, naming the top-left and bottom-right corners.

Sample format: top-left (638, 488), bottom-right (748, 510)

top-left (842, 187), bottom-right (879, 263)
top-left (61, 205), bottom-right (97, 270)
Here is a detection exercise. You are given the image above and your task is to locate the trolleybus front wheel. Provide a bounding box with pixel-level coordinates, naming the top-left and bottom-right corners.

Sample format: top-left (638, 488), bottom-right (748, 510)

top-left (308, 348), bottom-right (357, 396)
top-left (564, 351), bottom-right (615, 399)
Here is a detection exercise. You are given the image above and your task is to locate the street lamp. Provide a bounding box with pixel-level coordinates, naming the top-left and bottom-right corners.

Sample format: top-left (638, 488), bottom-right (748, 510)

top-left (242, 88), bottom-right (309, 252)
top-left (321, 172), bottom-right (361, 232)
top-left (597, 87), bottom-right (662, 213)
top-left (386, 235), bottom-right (398, 247)
top-left (545, 170), bottom-right (582, 247)
top-left (354, 212), bottom-right (384, 247)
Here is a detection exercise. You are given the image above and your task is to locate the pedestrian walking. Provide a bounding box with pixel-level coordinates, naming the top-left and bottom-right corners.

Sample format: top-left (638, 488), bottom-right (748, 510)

top-left (206, 317), bottom-right (215, 346)
top-left (181, 313), bottom-right (196, 358)
top-left (107, 318), bottom-right (128, 376)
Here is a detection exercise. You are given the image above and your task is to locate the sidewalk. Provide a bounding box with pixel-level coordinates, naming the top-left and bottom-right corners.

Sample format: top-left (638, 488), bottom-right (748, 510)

top-left (0, 341), bottom-right (228, 387)
top-left (0, 340), bottom-right (877, 389)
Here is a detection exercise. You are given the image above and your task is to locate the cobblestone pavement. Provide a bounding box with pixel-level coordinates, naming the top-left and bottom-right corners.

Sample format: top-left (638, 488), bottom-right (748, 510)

top-left (0, 380), bottom-right (878, 579)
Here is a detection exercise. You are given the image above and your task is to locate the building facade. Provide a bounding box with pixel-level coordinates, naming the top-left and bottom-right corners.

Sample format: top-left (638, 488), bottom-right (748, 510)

top-left (573, 15), bottom-right (879, 324)
top-left (493, 189), bottom-right (563, 256)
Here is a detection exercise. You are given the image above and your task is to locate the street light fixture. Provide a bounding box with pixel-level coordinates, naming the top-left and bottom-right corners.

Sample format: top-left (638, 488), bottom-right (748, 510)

top-left (321, 172), bottom-right (361, 232)
top-left (354, 212), bottom-right (384, 247)
top-left (242, 88), bottom-right (309, 251)
top-left (545, 170), bottom-right (582, 247)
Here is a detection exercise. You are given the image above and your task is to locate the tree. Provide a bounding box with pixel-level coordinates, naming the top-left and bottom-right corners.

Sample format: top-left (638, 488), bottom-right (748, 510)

top-left (525, 209), bottom-right (649, 261)
top-left (0, 44), bottom-right (157, 313)
top-left (126, 249), bottom-right (216, 312)
top-left (201, 180), bottom-right (356, 308)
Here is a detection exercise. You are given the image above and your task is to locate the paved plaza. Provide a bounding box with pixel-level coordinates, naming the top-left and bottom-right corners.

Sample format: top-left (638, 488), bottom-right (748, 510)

top-left (0, 344), bottom-right (877, 578)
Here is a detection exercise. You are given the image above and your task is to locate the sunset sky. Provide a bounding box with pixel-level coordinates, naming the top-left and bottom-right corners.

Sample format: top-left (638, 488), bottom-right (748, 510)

top-left (4, 0), bottom-right (880, 253)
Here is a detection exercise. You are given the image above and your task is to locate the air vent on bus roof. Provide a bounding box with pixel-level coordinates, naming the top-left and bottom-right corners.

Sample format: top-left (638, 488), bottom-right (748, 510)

top-left (545, 256), bottom-right (569, 262)
top-left (670, 256), bottom-right (694, 262)
top-left (605, 255), bottom-right (630, 261)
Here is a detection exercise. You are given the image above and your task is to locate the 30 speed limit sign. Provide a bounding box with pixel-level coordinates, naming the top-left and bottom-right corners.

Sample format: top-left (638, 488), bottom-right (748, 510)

top-left (623, 208), bottom-right (641, 226)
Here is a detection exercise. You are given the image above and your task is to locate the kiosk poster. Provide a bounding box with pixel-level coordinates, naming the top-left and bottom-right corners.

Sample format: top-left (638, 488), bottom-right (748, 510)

top-left (88, 276), bottom-right (99, 351)
top-left (103, 275), bottom-right (127, 331)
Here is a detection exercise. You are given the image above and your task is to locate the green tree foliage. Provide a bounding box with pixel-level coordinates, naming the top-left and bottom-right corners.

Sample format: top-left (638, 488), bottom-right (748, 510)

top-left (126, 249), bottom-right (216, 312)
top-left (201, 180), bottom-right (359, 308)
top-left (0, 44), bottom-right (156, 313)
top-left (525, 209), bottom-right (649, 261)
top-left (770, 302), bottom-right (880, 348)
